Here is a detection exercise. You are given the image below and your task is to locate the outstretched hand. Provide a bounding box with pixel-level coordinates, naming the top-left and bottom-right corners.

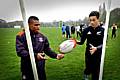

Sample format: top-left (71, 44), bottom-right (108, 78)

top-left (57, 53), bottom-right (64, 60)
top-left (76, 39), bottom-right (80, 45)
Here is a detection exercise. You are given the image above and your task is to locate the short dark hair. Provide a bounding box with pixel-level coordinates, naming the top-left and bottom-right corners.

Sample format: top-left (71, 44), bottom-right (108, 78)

top-left (89, 11), bottom-right (100, 19)
top-left (28, 16), bottom-right (39, 23)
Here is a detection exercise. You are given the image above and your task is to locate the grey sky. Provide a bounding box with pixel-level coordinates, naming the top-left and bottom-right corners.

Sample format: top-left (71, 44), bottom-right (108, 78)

top-left (0, 0), bottom-right (120, 22)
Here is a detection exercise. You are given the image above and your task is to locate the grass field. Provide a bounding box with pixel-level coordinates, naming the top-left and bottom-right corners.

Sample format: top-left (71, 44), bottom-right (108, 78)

top-left (103, 28), bottom-right (120, 80)
top-left (0, 27), bottom-right (120, 80)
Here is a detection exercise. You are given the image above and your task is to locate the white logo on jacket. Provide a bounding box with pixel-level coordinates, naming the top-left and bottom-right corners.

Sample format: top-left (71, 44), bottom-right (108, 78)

top-left (97, 31), bottom-right (101, 35)
top-left (39, 37), bottom-right (43, 42)
top-left (87, 31), bottom-right (91, 34)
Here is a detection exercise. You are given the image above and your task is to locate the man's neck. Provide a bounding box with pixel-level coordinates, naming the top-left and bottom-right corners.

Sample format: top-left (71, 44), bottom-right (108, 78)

top-left (94, 24), bottom-right (99, 29)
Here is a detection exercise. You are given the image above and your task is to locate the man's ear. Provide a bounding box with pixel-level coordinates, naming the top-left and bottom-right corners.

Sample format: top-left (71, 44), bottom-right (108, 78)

top-left (28, 24), bottom-right (32, 29)
top-left (28, 23), bottom-right (32, 27)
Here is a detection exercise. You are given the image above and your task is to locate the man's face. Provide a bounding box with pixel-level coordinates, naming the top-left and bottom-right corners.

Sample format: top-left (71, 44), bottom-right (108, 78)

top-left (29, 20), bottom-right (40, 33)
top-left (89, 16), bottom-right (99, 28)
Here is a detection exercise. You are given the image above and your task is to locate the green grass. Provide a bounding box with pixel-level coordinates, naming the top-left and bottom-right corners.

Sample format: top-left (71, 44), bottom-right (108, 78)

top-left (103, 28), bottom-right (120, 80)
top-left (0, 28), bottom-right (120, 80)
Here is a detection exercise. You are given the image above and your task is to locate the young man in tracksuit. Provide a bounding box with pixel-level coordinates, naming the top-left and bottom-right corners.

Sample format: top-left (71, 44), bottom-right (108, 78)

top-left (77, 11), bottom-right (104, 80)
top-left (16, 16), bottom-right (64, 80)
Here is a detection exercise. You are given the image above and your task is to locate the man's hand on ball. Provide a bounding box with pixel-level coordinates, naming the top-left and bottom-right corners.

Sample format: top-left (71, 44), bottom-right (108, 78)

top-left (57, 53), bottom-right (64, 60)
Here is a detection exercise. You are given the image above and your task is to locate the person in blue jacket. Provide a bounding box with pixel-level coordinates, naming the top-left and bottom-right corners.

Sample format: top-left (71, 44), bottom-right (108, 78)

top-left (77, 11), bottom-right (104, 80)
top-left (16, 16), bottom-right (64, 80)
top-left (62, 24), bottom-right (66, 38)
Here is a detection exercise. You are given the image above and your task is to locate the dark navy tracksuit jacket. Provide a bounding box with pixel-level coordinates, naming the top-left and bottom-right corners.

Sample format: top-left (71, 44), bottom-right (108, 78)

top-left (16, 31), bottom-right (57, 80)
top-left (77, 26), bottom-right (104, 80)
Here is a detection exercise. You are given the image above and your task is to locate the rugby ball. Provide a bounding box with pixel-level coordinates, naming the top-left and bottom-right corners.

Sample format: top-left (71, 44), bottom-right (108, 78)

top-left (59, 39), bottom-right (76, 53)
